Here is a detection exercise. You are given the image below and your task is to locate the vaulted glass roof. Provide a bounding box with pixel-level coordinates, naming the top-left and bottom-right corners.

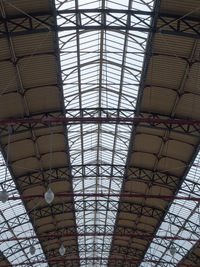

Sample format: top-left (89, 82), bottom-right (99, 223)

top-left (1, 1), bottom-right (199, 266)
top-left (56, 0), bottom-right (154, 265)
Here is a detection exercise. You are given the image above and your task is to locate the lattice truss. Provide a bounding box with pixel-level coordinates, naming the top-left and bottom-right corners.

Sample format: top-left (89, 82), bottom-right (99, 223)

top-left (56, 0), bottom-right (154, 266)
top-left (0, 0), bottom-right (200, 267)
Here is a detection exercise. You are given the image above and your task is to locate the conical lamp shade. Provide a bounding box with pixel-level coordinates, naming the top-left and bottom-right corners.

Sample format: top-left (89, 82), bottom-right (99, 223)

top-left (44, 188), bottom-right (54, 204)
top-left (59, 244), bottom-right (66, 256)
top-left (0, 190), bottom-right (8, 203)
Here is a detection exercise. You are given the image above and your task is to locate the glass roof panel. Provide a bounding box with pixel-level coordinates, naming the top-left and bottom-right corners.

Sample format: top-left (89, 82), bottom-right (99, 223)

top-left (56, 0), bottom-right (154, 265)
top-left (0, 154), bottom-right (47, 266)
top-left (141, 151), bottom-right (200, 266)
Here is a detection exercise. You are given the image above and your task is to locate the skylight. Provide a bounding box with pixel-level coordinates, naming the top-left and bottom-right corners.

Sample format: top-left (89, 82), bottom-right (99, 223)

top-left (141, 150), bottom-right (200, 266)
top-left (56, 0), bottom-right (154, 265)
top-left (0, 153), bottom-right (47, 267)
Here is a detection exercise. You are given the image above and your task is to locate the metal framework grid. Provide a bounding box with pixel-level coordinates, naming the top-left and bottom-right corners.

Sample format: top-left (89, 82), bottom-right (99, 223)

top-left (55, 0), bottom-right (156, 266)
top-left (0, 0), bottom-right (200, 267)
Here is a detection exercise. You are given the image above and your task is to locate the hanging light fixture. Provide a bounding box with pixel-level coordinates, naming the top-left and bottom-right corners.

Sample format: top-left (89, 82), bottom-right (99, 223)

top-left (0, 189), bottom-right (8, 203)
top-left (170, 245), bottom-right (176, 256)
top-left (44, 187), bottom-right (54, 204)
top-left (44, 127), bottom-right (54, 204)
top-left (58, 201), bottom-right (66, 256)
top-left (59, 244), bottom-right (66, 256)
top-left (29, 244), bottom-right (36, 255)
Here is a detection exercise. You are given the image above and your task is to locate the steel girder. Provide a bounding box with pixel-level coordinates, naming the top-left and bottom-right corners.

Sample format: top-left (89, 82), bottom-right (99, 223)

top-left (0, 200), bottom-right (162, 237)
top-left (1, 143), bottom-right (197, 263)
top-left (4, 165), bottom-right (199, 206)
top-left (0, 111), bottom-right (199, 140)
top-left (2, 200), bottom-right (199, 240)
top-left (1, 240), bottom-right (144, 264)
top-left (48, 0), bottom-right (80, 263)
top-left (1, 219), bottom-right (198, 264)
top-left (107, 0), bottom-right (200, 264)
top-left (2, 242), bottom-right (44, 264)
top-left (15, 164), bottom-right (180, 190)
top-left (0, 4), bottom-right (198, 267)
top-left (1, 240), bottom-right (195, 267)
top-left (138, 144), bottom-right (200, 265)
top-left (40, 239), bottom-right (145, 259)
top-left (0, 1), bottom-right (80, 265)
top-left (26, 200), bottom-right (163, 223)
top-left (1, 9), bottom-right (200, 39)
top-left (16, 166), bottom-right (70, 189)
top-left (2, 197), bottom-right (199, 263)
top-left (45, 243), bottom-right (144, 258)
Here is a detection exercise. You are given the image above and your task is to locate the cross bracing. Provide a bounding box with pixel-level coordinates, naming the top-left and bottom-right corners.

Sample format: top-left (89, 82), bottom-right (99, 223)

top-left (0, 153), bottom-right (47, 266)
top-left (109, 0), bottom-right (200, 265)
top-left (56, 0), bottom-right (156, 266)
top-left (2, 9), bottom-right (200, 39)
top-left (0, 0), bottom-right (200, 266)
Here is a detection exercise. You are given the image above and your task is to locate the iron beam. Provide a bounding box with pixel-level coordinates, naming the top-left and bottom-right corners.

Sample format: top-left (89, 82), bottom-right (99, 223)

top-left (0, 111), bottom-right (199, 138)
top-left (15, 165), bottom-right (179, 190)
top-left (8, 193), bottom-right (200, 201)
top-left (2, 233), bottom-right (200, 242)
top-left (1, 10), bottom-right (200, 39)
top-left (0, 116), bottom-right (199, 126)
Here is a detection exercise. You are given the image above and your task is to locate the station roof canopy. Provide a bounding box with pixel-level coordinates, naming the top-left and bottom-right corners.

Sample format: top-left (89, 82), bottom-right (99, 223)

top-left (0, 0), bottom-right (200, 267)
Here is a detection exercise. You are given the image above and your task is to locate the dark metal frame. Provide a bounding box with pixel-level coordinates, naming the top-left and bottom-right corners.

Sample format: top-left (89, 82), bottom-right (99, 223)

top-left (15, 164), bottom-right (180, 189)
top-left (1, 9), bottom-right (200, 39)
top-left (0, 111), bottom-right (199, 138)
top-left (1, 0), bottom-right (200, 266)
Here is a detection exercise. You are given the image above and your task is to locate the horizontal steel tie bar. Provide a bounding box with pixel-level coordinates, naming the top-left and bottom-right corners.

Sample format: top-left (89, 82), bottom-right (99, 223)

top-left (8, 193), bottom-right (200, 201)
top-left (1, 233), bottom-right (200, 242)
top-left (0, 117), bottom-right (199, 125)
